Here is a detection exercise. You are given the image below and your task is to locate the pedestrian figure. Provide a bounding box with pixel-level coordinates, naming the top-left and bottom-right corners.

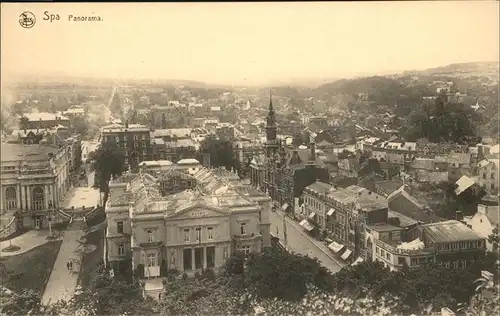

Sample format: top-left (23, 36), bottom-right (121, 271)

top-left (69, 260), bottom-right (73, 271)
top-left (66, 261), bottom-right (70, 270)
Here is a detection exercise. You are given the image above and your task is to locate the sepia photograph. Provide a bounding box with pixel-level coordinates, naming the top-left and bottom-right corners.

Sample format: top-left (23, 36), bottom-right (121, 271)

top-left (0, 1), bottom-right (499, 315)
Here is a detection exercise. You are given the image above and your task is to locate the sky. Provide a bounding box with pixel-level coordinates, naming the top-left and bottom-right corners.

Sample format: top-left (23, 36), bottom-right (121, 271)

top-left (1, 2), bottom-right (499, 85)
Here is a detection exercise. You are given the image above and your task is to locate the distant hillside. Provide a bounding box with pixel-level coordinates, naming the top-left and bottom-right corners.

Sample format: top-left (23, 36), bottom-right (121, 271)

top-left (418, 61), bottom-right (499, 78)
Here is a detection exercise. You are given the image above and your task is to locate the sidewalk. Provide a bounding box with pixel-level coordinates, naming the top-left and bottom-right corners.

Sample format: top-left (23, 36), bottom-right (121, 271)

top-left (0, 230), bottom-right (54, 257)
top-left (41, 220), bottom-right (85, 305)
top-left (275, 210), bottom-right (347, 269)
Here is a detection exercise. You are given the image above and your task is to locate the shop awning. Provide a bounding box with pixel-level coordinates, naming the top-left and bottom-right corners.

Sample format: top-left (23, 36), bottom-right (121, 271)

top-left (328, 241), bottom-right (345, 253)
top-left (299, 219), bottom-right (314, 232)
top-left (308, 212), bottom-right (316, 219)
top-left (351, 257), bottom-right (364, 266)
top-left (341, 248), bottom-right (353, 261)
top-left (327, 208), bottom-right (335, 216)
top-left (281, 203), bottom-right (289, 211)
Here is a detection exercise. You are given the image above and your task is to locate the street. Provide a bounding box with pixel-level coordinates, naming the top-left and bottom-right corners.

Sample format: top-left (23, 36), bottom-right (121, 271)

top-left (270, 211), bottom-right (344, 274)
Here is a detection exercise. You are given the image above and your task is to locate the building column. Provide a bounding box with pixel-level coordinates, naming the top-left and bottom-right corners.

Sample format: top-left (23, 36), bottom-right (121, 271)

top-left (45, 184), bottom-right (50, 210)
top-left (52, 184), bottom-right (57, 208)
top-left (16, 184), bottom-right (22, 210)
top-left (191, 248), bottom-right (195, 271)
top-left (26, 185), bottom-right (31, 211)
top-left (22, 186), bottom-right (27, 211)
top-left (203, 247), bottom-right (207, 269)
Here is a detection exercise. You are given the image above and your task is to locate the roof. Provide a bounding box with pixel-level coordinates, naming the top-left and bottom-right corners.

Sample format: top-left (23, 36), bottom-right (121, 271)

top-left (23, 112), bottom-right (69, 121)
top-left (366, 223), bottom-right (403, 232)
top-left (177, 158), bottom-right (200, 165)
top-left (305, 181), bottom-right (336, 195)
top-left (102, 123), bottom-right (150, 133)
top-left (422, 220), bottom-right (484, 243)
top-left (388, 210), bottom-right (420, 228)
top-left (139, 160), bottom-right (174, 167)
top-left (11, 129), bottom-right (46, 137)
top-left (1, 143), bottom-right (59, 162)
top-left (455, 175), bottom-right (475, 195)
top-left (154, 128), bottom-right (192, 138)
top-left (410, 158), bottom-right (435, 170)
top-left (374, 179), bottom-right (404, 196)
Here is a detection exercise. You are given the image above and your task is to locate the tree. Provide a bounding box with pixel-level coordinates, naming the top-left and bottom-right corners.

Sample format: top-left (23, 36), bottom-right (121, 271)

top-left (73, 117), bottom-right (89, 135)
top-left (90, 143), bottom-right (125, 205)
top-left (19, 117), bottom-right (29, 130)
top-left (0, 289), bottom-right (50, 316)
top-left (244, 248), bottom-right (334, 301)
top-left (488, 227), bottom-right (500, 253)
top-left (403, 90), bottom-right (481, 144)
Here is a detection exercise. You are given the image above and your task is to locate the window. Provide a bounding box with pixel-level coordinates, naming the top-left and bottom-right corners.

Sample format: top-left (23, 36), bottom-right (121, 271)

top-left (240, 222), bottom-right (247, 235)
top-left (147, 229), bottom-right (154, 242)
top-left (241, 245), bottom-right (251, 255)
top-left (184, 229), bottom-right (190, 242)
top-left (444, 261), bottom-right (450, 268)
top-left (483, 173), bottom-right (486, 179)
top-left (5, 187), bottom-right (17, 210)
top-left (411, 258), bottom-right (419, 266)
top-left (146, 253), bottom-right (158, 267)
top-left (386, 253), bottom-right (391, 260)
top-left (134, 135), bottom-right (139, 141)
top-left (195, 227), bottom-right (201, 242)
top-left (452, 261), bottom-right (459, 269)
top-left (32, 186), bottom-right (45, 211)
top-left (117, 221), bottom-right (124, 234)
top-left (492, 173), bottom-right (495, 179)
top-left (115, 136), bottom-right (119, 143)
top-left (491, 183), bottom-right (495, 189)
top-left (207, 227), bottom-right (214, 240)
top-left (398, 257), bottom-right (405, 265)
top-left (117, 243), bottom-right (125, 256)
top-left (124, 135), bottom-right (128, 141)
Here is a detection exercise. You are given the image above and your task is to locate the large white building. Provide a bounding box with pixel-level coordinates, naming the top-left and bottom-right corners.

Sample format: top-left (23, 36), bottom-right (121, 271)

top-left (105, 165), bottom-right (272, 281)
top-left (0, 140), bottom-right (77, 229)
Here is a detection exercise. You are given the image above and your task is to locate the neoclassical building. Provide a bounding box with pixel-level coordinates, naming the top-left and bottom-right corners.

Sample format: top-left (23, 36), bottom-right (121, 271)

top-left (1, 142), bottom-right (74, 228)
top-left (105, 165), bottom-right (272, 279)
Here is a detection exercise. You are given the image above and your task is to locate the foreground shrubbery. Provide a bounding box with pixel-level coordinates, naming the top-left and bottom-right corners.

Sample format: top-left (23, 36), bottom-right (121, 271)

top-left (1, 248), bottom-right (498, 316)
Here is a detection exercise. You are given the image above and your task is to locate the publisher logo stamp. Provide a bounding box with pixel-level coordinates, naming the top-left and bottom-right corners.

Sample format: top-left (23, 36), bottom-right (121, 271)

top-left (19, 11), bottom-right (36, 29)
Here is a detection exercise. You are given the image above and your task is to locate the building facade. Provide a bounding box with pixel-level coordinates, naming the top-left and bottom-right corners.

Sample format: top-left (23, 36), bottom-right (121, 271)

top-left (105, 165), bottom-right (272, 279)
top-left (477, 158), bottom-right (499, 195)
top-left (372, 220), bottom-right (486, 271)
top-left (1, 143), bottom-right (73, 228)
top-left (100, 123), bottom-right (153, 170)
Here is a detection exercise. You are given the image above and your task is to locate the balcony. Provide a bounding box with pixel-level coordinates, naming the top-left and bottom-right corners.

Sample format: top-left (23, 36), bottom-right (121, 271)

top-left (132, 239), bottom-right (163, 248)
top-left (233, 232), bottom-right (260, 240)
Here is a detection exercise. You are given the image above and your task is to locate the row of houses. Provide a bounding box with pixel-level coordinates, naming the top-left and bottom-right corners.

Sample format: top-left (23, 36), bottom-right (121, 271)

top-left (298, 181), bottom-right (489, 271)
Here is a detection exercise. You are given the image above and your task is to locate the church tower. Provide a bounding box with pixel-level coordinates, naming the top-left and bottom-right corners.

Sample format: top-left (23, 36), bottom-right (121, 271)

top-left (265, 91), bottom-right (278, 158)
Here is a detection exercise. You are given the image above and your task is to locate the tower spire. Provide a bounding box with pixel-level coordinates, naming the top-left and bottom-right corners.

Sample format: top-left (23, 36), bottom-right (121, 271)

top-left (269, 90), bottom-right (273, 111)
